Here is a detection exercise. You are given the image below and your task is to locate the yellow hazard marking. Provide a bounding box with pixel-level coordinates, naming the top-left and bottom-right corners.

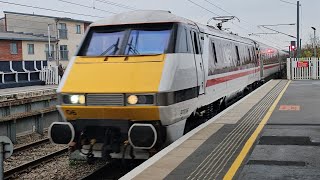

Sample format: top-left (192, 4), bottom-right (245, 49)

top-left (223, 80), bottom-right (291, 180)
top-left (279, 105), bottom-right (300, 111)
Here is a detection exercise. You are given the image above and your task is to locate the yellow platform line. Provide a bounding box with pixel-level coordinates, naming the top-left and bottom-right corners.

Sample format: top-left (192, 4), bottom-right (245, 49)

top-left (223, 80), bottom-right (291, 180)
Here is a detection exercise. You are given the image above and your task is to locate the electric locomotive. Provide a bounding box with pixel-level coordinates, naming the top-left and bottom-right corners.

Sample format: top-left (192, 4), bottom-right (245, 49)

top-left (49, 10), bottom-right (286, 160)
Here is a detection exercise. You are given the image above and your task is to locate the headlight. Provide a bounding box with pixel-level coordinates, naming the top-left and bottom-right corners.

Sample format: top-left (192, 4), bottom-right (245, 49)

top-left (126, 94), bottom-right (155, 105)
top-left (62, 94), bottom-right (86, 105)
top-left (127, 95), bottom-right (139, 105)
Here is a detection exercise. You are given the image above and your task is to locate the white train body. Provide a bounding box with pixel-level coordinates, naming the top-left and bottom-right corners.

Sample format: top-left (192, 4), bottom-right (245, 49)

top-left (49, 10), bottom-right (286, 160)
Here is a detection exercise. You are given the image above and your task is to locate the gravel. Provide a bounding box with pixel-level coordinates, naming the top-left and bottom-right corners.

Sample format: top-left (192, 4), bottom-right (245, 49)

top-left (13, 155), bottom-right (107, 180)
top-left (4, 143), bottom-right (66, 171)
top-left (14, 132), bottom-right (48, 149)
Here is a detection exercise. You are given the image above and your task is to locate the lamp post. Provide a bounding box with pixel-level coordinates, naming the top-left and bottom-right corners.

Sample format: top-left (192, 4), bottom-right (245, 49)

top-left (312, 27), bottom-right (317, 57)
top-left (47, 24), bottom-right (52, 61)
top-left (297, 1), bottom-right (300, 58)
top-left (279, 0), bottom-right (301, 58)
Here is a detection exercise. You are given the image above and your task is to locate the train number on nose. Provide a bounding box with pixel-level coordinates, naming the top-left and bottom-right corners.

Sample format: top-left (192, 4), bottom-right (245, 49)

top-left (66, 110), bottom-right (77, 116)
top-left (180, 108), bottom-right (189, 115)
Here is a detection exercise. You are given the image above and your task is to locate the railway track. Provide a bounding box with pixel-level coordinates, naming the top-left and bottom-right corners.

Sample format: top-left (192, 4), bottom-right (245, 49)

top-left (4, 138), bottom-right (68, 179)
top-left (13, 138), bottom-right (50, 152)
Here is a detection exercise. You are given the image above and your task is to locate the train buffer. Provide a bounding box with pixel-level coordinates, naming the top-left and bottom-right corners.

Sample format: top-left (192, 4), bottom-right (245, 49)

top-left (122, 79), bottom-right (320, 180)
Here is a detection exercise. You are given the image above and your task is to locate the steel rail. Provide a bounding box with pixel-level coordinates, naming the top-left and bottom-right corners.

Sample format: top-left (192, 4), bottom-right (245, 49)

top-left (13, 138), bottom-right (50, 153)
top-left (4, 148), bottom-right (68, 179)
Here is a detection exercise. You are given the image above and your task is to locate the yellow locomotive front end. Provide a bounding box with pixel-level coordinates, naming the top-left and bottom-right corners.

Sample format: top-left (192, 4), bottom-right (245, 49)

top-left (49, 22), bottom-right (176, 160)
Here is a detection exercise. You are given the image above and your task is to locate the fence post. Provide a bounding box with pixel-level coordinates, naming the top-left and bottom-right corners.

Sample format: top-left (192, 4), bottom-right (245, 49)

top-left (292, 58), bottom-right (295, 80)
top-left (287, 58), bottom-right (291, 80)
top-left (312, 58), bottom-right (316, 80)
top-left (55, 66), bottom-right (59, 85)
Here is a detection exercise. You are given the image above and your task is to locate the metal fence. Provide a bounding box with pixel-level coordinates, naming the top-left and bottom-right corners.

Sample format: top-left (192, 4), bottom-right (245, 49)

top-left (287, 58), bottom-right (320, 80)
top-left (40, 66), bottom-right (61, 85)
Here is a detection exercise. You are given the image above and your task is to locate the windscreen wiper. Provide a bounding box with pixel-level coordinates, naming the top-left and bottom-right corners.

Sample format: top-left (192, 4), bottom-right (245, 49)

top-left (100, 38), bottom-right (120, 56)
top-left (126, 37), bottom-right (140, 55)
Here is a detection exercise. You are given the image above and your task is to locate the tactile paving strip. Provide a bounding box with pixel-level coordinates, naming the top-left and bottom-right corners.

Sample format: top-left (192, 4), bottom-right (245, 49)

top-left (167, 80), bottom-right (288, 180)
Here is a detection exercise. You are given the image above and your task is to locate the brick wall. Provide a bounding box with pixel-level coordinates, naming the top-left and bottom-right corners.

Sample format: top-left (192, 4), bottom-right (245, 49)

top-left (84, 23), bottom-right (91, 32)
top-left (0, 40), bottom-right (22, 61)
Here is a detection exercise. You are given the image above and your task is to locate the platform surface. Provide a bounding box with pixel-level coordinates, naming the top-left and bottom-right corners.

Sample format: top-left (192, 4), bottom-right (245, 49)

top-left (238, 80), bottom-right (320, 180)
top-left (122, 80), bottom-right (320, 180)
top-left (0, 85), bottom-right (57, 102)
top-left (0, 85), bottom-right (57, 95)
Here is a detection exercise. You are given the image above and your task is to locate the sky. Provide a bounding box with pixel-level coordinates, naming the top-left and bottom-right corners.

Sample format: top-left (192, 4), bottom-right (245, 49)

top-left (0, 0), bottom-right (318, 50)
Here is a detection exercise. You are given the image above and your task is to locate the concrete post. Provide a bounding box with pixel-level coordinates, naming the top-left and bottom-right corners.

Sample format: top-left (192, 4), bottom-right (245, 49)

top-left (297, 1), bottom-right (300, 58)
top-left (312, 58), bottom-right (317, 79)
top-left (0, 143), bottom-right (3, 180)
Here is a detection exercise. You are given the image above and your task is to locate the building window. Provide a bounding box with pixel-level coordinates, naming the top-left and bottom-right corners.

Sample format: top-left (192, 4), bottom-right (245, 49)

top-left (60, 45), bottom-right (69, 60)
top-left (45, 44), bottom-right (55, 60)
top-left (58, 23), bottom-right (68, 39)
top-left (28, 44), bottom-right (34, 55)
top-left (76, 25), bottom-right (81, 34)
top-left (10, 42), bottom-right (18, 54)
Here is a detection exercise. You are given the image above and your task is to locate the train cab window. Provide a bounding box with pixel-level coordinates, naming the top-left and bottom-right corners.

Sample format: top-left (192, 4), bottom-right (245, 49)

top-left (176, 27), bottom-right (189, 53)
top-left (192, 31), bottom-right (200, 54)
top-left (212, 42), bottom-right (218, 63)
top-left (199, 34), bottom-right (204, 54)
top-left (252, 47), bottom-right (256, 60)
top-left (125, 29), bottom-right (171, 55)
top-left (235, 46), bottom-right (240, 66)
top-left (78, 23), bottom-right (174, 56)
top-left (256, 47), bottom-right (259, 60)
top-left (82, 30), bottom-right (126, 56)
top-left (252, 48), bottom-right (257, 64)
top-left (248, 48), bottom-right (252, 62)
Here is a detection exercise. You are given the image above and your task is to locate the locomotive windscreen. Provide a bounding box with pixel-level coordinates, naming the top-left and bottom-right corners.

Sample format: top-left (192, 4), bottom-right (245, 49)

top-left (78, 23), bottom-right (175, 56)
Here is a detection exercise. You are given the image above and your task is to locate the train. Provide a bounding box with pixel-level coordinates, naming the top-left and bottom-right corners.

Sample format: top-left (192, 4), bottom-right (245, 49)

top-left (48, 10), bottom-right (287, 161)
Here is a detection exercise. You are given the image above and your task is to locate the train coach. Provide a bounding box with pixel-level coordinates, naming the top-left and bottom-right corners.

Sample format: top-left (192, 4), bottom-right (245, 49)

top-left (49, 10), bottom-right (287, 161)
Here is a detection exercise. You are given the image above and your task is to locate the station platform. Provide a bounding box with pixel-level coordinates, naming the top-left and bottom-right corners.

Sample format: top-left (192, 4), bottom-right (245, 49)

top-left (122, 80), bottom-right (320, 180)
top-left (0, 85), bottom-right (57, 103)
top-left (0, 85), bottom-right (58, 141)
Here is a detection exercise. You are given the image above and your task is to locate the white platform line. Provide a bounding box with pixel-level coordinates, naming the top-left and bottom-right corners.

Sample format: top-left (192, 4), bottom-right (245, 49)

top-left (120, 80), bottom-right (275, 180)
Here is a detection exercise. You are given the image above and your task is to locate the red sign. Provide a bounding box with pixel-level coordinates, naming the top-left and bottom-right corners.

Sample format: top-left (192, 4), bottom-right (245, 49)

top-left (279, 105), bottom-right (300, 111)
top-left (297, 61), bottom-right (309, 68)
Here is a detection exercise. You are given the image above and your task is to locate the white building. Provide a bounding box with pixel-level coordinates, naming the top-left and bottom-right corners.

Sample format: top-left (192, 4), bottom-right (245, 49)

top-left (0, 11), bottom-right (92, 67)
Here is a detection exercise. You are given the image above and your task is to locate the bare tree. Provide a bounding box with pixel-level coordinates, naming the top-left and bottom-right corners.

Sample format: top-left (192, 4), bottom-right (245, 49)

top-left (301, 33), bottom-right (320, 57)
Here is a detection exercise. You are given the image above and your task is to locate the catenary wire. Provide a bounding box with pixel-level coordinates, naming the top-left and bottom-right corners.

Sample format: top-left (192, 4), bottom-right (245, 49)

top-left (0, 0), bottom-right (105, 18)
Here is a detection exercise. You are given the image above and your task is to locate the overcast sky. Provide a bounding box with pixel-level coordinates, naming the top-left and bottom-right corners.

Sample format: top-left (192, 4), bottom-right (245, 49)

top-left (0, 0), bottom-right (317, 50)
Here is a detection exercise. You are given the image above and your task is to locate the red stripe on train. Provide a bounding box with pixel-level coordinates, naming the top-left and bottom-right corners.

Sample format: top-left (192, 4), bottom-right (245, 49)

top-left (206, 69), bottom-right (259, 87)
top-left (206, 64), bottom-right (280, 87)
top-left (264, 64), bottom-right (280, 70)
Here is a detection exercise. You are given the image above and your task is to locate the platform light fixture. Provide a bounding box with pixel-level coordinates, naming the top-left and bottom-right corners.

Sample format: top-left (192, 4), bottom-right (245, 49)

top-left (311, 27), bottom-right (317, 57)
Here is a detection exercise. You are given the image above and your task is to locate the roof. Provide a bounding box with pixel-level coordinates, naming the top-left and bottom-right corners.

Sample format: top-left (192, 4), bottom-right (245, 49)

top-left (91, 10), bottom-right (195, 27)
top-left (4, 11), bottom-right (92, 24)
top-left (0, 32), bottom-right (57, 41)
